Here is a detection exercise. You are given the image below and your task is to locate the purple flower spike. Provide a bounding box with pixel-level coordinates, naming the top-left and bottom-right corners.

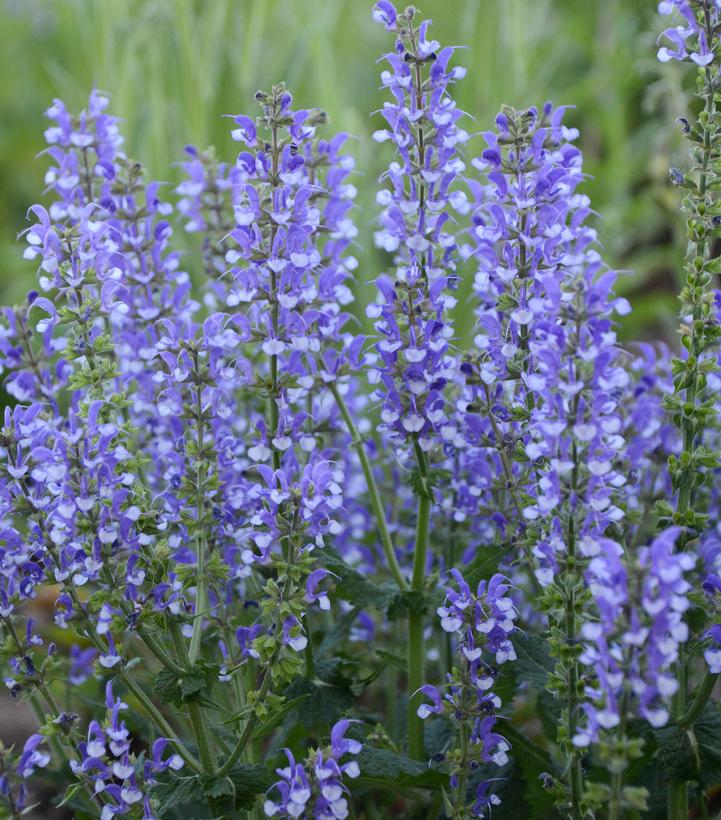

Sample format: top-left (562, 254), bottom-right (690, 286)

top-left (264, 721), bottom-right (362, 818)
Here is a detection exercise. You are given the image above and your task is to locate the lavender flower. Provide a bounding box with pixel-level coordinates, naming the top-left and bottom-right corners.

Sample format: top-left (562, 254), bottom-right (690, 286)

top-left (459, 103), bottom-right (635, 815)
top-left (369, 2), bottom-right (467, 448)
top-left (575, 528), bottom-right (692, 745)
top-left (418, 571), bottom-right (516, 815)
top-left (263, 720), bottom-right (361, 818)
top-left (1, 10), bottom-right (716, 819)
top-left (657, 1), bottom-right (719, 65)
top-left (67, 683), bottom-right (182, 818)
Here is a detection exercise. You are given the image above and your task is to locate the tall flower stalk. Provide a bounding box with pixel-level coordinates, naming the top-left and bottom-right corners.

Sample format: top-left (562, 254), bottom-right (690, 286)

top-left (468, 104), bottom-right (631, 817)
top-left (656, 2), bottom-right (721, 815)
top-left (371, 0), bottom-right (468, 759)
top-left (5, 5), bottom-right (721, 819)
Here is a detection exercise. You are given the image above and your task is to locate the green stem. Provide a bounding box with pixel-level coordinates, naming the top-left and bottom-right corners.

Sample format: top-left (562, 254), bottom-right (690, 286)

top-left (668, 781), bottom-right (687, 820)
top-left (566, 597), bottom-right (583, 820)
top-left (563, 382), bottom-right (584, 818)
top-left (217, 551), bottom-right (295, 777)
top-left (117, 667), bottom-right (202, 772)
top-left (408, 439), bottom-right (431, 760)
top-left (304, 613), bottom-right (315, 678)
top-left (454, 721), bottom-right (469, 811)
top-left (217, 671), bottom-right (273, 777)
top-left (668, 19), bottom-right (716, 813)
top-left (329, 382), bottom-right (407, 590)
top-left (189, 379), bottom-right (209, 665)
top-left (407, 608), bottom-right (425, 761)
top-left (169, 620), bottom-right (217, 774)
top-left (679, 671), bottom-right (717, 729)
top-left (136, 624), bottom-right (186, 676)
top-left (609, 771), bottom-right (623, 820)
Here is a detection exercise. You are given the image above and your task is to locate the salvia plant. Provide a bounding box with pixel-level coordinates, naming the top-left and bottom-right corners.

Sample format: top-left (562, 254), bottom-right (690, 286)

top-left (2, 1), bottom-right (721, 818)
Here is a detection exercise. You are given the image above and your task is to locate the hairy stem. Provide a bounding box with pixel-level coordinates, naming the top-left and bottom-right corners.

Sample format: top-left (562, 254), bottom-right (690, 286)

top-left (169, 620), bottom-right (217, 773)
top-left (408, 438), bottom-right (431, 760)
top-left (669, 9), bottom-right (717, 815)
top-left (189, 376), bottom-right (210, 664)
top-left (679, 670), bottom-right (717, 729)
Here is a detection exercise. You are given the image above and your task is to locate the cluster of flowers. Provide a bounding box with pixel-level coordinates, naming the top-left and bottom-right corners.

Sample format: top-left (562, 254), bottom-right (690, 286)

top-left (417, 571), bottom-right (517, 816)
top-left (369, 1), bottom-right (467, 447)
top-left (574, 528), bottom-right (693, 744)
top-left (0, 733), bottom-right (50, 815)
top-left (0, 71), bottom-right (363, 817)
top-left (71, 684), bottom-right (184, 820)
top-left (263, 720), bottom-right (362, 819)
top-left (1, 1), bottom-right (720, 818)
top-left (657, 0), bottom-right (720, 65)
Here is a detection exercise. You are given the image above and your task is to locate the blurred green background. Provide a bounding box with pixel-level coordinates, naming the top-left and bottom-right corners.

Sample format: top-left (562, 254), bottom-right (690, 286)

top-left (0, 0), bottom-right (694, 341)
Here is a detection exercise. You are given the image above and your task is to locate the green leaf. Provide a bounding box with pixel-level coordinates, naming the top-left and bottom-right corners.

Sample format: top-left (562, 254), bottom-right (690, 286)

top-left (387, 589), bottom-right (429, 621)
top-left (354, 746), bottom-right (448, 791)
top-left (513, 632), bottom-right (554, 691)
top-left (511, 632), bottom-right (560, 735)
top-left (248, 694), bottom-right (311, 740)
top-left (154, 667), bottom-right (183, 707)
top-left (154, 660), bottom-right (220, 707)
top-left (282, 676), bottom-right (354, 728)
top-left (180, 670), bottom-right (209, 701)
top-left (321, 547), bottom-right (400, 610)
top-left (317, 606), bottom-right (362, 657)
top-left (201, 777), bottom-right (235, 800)
top-left (501, 724), bottom-right (557, 820)
top-left (222, 763), bottom-right (274, 807)
top-left (152, 775), bottom-right (202, 814)
top-left (375, 649), bottom-right (407, 672)
top-left (655, 705), bottom-right (721, 787)
top-left (57, 781), bottom-right (85, 809)
top-left (463, 545), bottom-right (507, 588)
top-left (423, 716), bottom-right (455, 759)
top-left (153, 765), bottom-right (273, 817)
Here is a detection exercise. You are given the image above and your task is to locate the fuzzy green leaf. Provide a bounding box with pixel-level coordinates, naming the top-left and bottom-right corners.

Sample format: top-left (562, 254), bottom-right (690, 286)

top-left (354, 746), bottom-right (448, 790)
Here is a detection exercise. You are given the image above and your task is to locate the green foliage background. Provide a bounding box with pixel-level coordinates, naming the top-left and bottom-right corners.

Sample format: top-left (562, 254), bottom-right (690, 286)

top-left (0, 0), bottom-right (693, 340)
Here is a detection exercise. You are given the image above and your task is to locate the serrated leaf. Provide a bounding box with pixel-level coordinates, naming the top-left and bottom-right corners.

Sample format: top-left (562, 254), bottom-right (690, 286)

top-left (500, 724), bottom-right (557, 820)
top-left (153, 765), bottom-right (273, 817)
top-left (282, 676), bottom-right (354, 728)
top-left (387, 589), bottom-right (428, 621)
top-left (152, 775), bottom-right (202, 814)
top-left (655, 705), bottom-right (721, 787)
top-left (513, 632), bottom-right (554, 691)
top-left (180, 671), bottom-right (207, 701)
top-left (321, 547), bottom-right (400, 610)
top-left (463, 545), bottom-right (507, 588)
top-left (223, 763), bottom-right (274, 804)
top-left (355, 746), bottom-right (448, 790)
top-left (154, 660), bottom-right (220, 707)
top-left (202, 777), bottom-right (236, 799)
top-left (248, 694), bottom-right (311, 739)
top-left (154, 667), bottom-right (182, 707)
